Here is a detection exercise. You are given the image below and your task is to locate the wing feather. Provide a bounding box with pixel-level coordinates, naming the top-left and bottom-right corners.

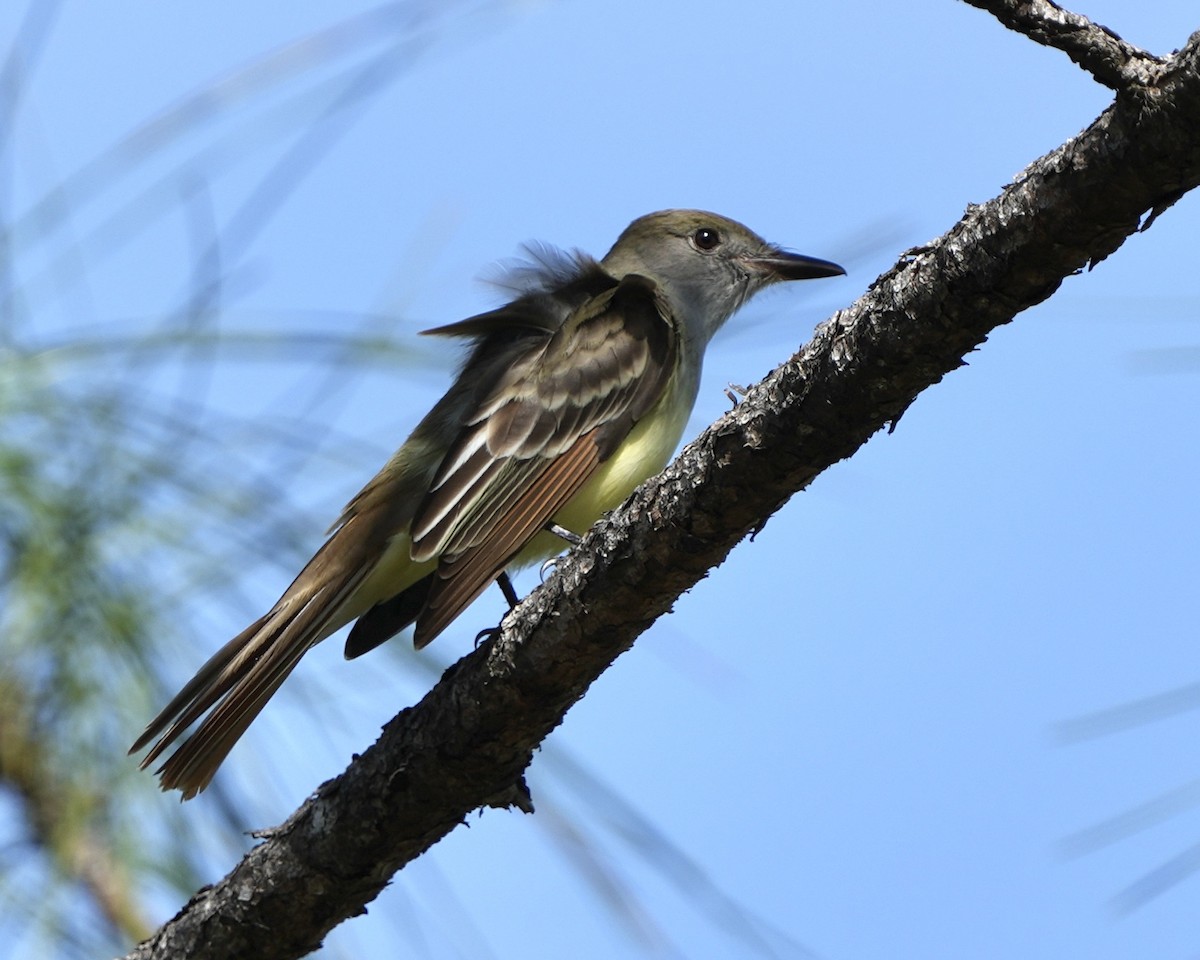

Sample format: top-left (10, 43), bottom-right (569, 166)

top-left (413, 433), bottom-right (603, 647)
top-left (408, 273), bottom-right (677, 647)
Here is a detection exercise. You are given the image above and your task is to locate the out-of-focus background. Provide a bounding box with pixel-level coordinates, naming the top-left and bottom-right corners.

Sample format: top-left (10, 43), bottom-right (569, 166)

top-left (2, 2), bottom-right (1198, 957)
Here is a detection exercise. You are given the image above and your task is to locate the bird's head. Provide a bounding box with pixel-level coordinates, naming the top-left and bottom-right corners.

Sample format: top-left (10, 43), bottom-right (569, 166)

top-left (600, 209), bottom-right (844, 348)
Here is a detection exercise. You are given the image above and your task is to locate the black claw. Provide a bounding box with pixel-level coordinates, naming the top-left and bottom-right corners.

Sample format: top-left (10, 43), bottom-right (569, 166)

top-left (474, 625), bottom-right (501, 648)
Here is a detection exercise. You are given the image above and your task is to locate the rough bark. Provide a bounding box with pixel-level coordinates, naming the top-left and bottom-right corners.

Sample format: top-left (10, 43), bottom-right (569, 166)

top-left (125, 9), bottom-right (1200, 960)
top-left (962, 0), bottom-right (1166, 89)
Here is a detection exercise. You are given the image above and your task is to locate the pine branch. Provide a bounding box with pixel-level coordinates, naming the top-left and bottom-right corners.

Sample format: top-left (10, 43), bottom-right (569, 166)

top-left (961, 0), bottom-right (1166, 89)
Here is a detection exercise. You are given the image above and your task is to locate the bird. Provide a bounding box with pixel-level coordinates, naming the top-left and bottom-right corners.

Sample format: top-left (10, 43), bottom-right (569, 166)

top-left (130, 209), bottom-right (844, 798)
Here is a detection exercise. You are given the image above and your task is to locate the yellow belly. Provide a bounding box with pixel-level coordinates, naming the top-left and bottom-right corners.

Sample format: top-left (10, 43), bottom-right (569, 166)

top-left (512, 385), bottom-right (691, 567)
top-left (347, 379), bottom-right (692, 622)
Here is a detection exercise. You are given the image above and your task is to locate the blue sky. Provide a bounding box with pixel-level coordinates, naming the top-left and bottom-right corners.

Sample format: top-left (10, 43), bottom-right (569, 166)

top-left (6, 1), bottom-right (1200, 958)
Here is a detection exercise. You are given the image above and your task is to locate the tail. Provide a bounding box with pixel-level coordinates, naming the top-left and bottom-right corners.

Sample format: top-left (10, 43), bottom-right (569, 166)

top-left (130, 593), bottom-right (342, 798)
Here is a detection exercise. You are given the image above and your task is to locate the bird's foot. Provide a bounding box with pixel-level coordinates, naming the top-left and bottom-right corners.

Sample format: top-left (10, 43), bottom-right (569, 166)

top-left (474, 625), bottom-right (501, 648)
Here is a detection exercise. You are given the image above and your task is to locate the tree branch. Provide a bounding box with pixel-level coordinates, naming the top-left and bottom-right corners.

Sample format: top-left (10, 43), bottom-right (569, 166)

top-left (125, 23), bottom-right (1200, 960)
top-left (961, 0), bottom-right (1167, 90)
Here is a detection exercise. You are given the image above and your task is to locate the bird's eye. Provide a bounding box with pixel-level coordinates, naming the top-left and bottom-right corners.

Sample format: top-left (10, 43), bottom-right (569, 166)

top-left (692, 227), bottom-right (721, 251)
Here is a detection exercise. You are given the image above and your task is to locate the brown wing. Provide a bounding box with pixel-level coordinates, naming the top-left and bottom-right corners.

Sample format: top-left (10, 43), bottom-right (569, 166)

top-left (407, 273), bottom-right (676, 648)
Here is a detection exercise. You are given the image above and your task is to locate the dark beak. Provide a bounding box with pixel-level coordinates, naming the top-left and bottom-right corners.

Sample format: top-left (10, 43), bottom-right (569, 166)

top-left (746, 249), bottom-right (846, 281)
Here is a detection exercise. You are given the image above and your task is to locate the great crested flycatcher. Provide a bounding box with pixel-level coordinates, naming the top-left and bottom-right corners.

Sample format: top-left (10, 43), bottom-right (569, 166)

top-left (131, 209), bottom-right (844, 797)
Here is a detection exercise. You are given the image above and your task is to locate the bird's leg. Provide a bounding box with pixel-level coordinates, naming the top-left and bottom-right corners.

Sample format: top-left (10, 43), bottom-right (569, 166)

top-left (475, 571), bottom-right (521, 648)
top-left (496, 571), bottom-right (520, 608)
top-left (476, 529), bottom-right (578, 647)
top-left (544, 522), bottom-right (583, 546)
top-left (536, 522), bottom-right (582, 584)
top-left (537, 522), bottom-right (583, 583)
